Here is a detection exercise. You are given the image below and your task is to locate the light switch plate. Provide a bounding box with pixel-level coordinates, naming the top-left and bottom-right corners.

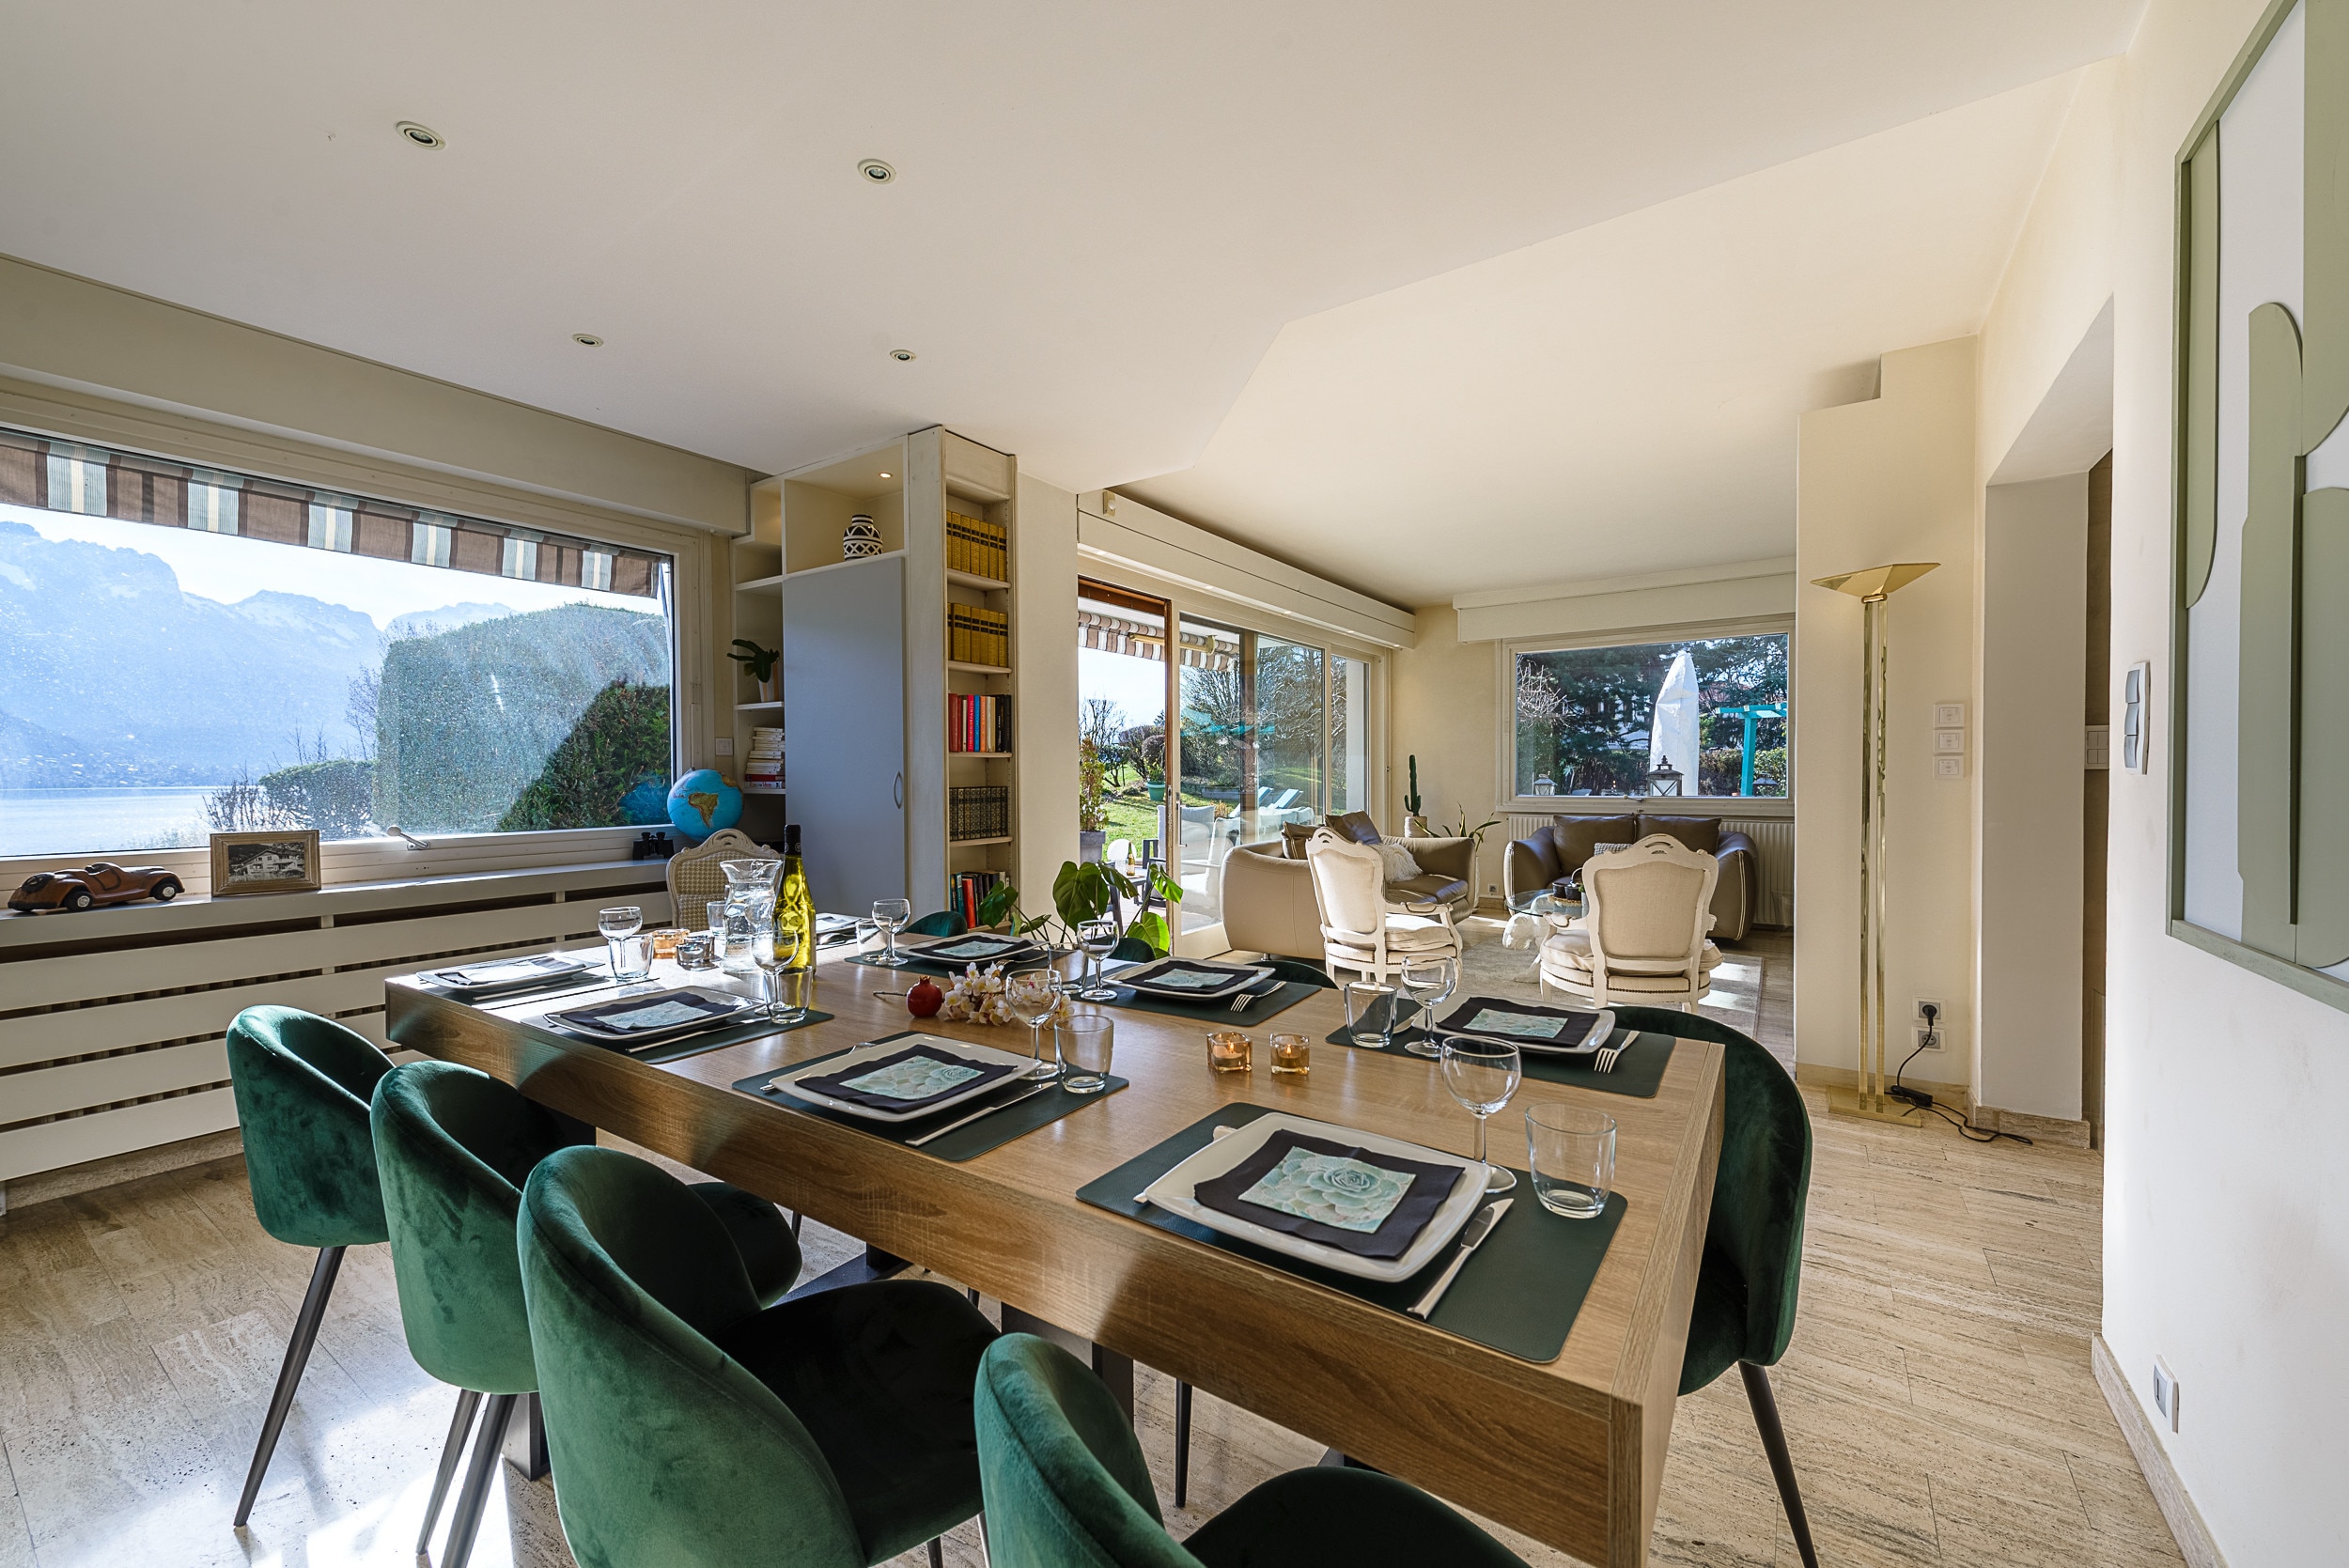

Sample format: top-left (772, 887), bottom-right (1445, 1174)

top-left (1933, 755), bottom-right (1965, 779)
top-left (714, 737), bottom-right (735, 755)
top-left (1933, 702), bottom-right (1967, 728)
top-left (2153, 1358), bottom-right (2179, 1432)
top-left (1933, 728), bottom-right (1967, 753)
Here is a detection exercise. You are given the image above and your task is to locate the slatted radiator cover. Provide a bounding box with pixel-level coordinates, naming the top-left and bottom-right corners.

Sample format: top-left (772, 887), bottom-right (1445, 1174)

top-left (0, 861), bottom-right (668, 1183)
top-left (1499, 811), bottom-right (1793, 927)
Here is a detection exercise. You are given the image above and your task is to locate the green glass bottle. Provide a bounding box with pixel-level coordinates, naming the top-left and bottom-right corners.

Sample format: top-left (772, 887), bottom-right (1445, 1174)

top-left (775, 823), bottom-right (815, 971)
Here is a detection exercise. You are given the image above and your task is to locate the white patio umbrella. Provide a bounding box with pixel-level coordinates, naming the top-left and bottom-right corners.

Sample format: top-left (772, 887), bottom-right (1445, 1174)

top-left (1648, 648), bottom-right (1701, 795)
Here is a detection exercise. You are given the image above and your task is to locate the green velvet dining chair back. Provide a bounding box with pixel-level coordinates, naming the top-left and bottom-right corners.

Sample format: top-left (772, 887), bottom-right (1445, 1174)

top-left (1610, 1005), bottom-right (1819, 1568)
top-left (518, 1144), bottom-right (866, 1568)
top-left (371, 1059), bottom-right (560, 1396)
top-left (1259, 955), bottom-right (1335, 989)
top-left (906, 910), bottom-right (969, 938)
top-left (975, 1332), bottom-right (1189, 1568)
top-left (226, 1004), bottom-right (394, 1248)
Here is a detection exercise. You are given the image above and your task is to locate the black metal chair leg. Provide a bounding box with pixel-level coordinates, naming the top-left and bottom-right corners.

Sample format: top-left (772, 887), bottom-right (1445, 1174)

top-left (927, 1538), bottom-right (944, 1568)
top-left (1174, 1380), bottom-right (1192, 1507)
top-left (1739, 1362), bottom-right (1819, 1568)
top-left (233, 1245), bottom-right (346, 1526)
top-left (441, 1393), bottom-right (519, 1568)
top-left (415, 1388), bottom-right (484, 1554)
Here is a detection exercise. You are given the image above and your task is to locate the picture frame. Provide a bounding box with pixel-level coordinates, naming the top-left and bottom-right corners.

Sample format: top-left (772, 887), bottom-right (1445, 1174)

top-left (209, 830), bottom-right (322, 896)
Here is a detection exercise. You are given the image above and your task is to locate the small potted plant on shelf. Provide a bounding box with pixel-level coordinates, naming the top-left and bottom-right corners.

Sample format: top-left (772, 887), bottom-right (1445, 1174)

top-left (728, 639), bottom-right (779, 703)
top-left (1078, 737), bottom-right (1108, 863)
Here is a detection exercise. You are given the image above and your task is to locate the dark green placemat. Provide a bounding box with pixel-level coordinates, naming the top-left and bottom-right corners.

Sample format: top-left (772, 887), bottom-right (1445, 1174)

top-left (1093, 978), bottom-right (1320, 1024)
top-left (1077, 1104), bottom-right (1626, 1362)
top-left (1324, 1023), bottom-right (1673, 1099)
top-left (566, 1009), bottom-right (835, 1064)
top-left (730, 1032), bottom-right (1127, 1161)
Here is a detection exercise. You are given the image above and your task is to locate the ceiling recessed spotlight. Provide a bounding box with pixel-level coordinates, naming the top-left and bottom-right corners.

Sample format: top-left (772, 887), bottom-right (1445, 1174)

top-left (879, 472), bottom-right (893, 480)
top-left (890, 349), bottom-right (916, 362)
top-left (396, 121), bottom-right (445, 150)
top-left (858, 159), bottom-right (895, 184)
top-left (572, 334), bottom-right (604, 347)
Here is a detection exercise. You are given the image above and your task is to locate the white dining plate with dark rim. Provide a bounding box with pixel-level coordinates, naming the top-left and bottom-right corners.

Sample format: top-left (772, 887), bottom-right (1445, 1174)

top-left (1433, 997), bottom-right (1616, 1056)
top-left (1114, 956), bottom-right (1276, 1001)
top-left (542, 986), bottom-right (756, 1048)
top-left (909, 932), bottom-right (1044, 967)
top-left (762, 1033), bottom-right (1039, 1124)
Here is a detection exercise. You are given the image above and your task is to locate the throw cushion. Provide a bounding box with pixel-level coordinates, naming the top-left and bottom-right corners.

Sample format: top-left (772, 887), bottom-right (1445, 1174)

top-left (1639, 815), bottom-right (1722, 857)
top-left (1281, 823), bottom-right (1315, 861)
top-left (1552, 815), bottom-right (1640, 871)
top-left (1328, 810), bottom-right (1384, 846)
top-left (1371, 841), bottom-right (1423, 883)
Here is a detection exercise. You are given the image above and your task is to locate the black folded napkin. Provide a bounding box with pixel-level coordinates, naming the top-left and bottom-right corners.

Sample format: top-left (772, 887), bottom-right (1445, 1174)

top-left (1190, 1129), bottom-right (1463, 1259)
top-left (1433, 996), bottom-right (1607, 1051)
top-left (788, 1044), bottom-right (1019, 1113)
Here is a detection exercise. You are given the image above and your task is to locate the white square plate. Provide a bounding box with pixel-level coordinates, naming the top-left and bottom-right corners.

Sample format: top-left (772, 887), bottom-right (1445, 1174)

top-left (765, 1033), bottom-right (1038, 1124)
top-left (1438, 1000), bottom-right (1615, 1056)
top-left (542, 986), bottom-right (755, 1048)
top-left (1115, 956), bottom-right (1275, 1001)
top-left (910, 933), bottom-right (1043, 967)
top-left (1138, 1112), bottom-right (1488, 1281)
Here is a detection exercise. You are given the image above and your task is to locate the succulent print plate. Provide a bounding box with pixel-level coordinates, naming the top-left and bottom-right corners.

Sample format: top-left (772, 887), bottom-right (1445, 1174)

top-left (1138, 1112), bottom-right (1487, 1281)
top-left (768, 1033), bottom-right (1034, 1124)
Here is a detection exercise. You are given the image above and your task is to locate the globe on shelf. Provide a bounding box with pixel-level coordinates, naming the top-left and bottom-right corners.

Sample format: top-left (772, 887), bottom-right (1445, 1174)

top-left (664, 768), bottom-right (743, 843)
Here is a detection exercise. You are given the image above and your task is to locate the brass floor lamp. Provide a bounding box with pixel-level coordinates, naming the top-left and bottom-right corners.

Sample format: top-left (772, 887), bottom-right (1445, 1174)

top-left (1812, 562), bottom-right (1938, 1126)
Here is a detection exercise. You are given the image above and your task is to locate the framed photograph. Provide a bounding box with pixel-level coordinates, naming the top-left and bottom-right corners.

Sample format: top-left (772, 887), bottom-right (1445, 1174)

top-left (210, 830), bottom-right (322, 896)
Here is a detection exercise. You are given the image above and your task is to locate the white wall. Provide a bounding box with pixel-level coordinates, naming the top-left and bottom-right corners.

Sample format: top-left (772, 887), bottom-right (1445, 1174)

top-left (1794, 338), bottom-right (1981, 1086)
top-left (1977, 474), bottom-right (2089, 1121)
top-left (1978, 0), bottom-right (2349, 1559)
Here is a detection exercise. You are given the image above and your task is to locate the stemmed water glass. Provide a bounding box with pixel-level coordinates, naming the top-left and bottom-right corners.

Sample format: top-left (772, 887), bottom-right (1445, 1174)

top-left (753, 927), bottom-right (807, 1021)
top-left (869, 898), bottom-right (912, 966)
top-left (1004, 967), bottom-right (1064, 1079)
top-left (1439, 1034), bottom-right (1522, 1192)
top-left (599, 906), bottom-right (648, 982)
top-left (1397, 955), bottom-right (1457, 1059)
top-left (1073, 919), bottom-right (1121, 1001)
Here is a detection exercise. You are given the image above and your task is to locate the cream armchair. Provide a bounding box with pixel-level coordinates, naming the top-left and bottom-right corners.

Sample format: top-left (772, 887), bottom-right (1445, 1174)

top-left (1538, 833), bottom-right (1723, 1009)
top-left (1305, 829), bottom-right (1462, 984)
top-left (1219, 826), bottom-right (1477, 961)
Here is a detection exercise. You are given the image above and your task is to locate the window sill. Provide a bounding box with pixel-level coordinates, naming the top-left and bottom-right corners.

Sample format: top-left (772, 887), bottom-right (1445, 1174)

top-left (0, 826), bottom-right (664, 901)
top-left (1502, 798), bottom-right (1793, 818)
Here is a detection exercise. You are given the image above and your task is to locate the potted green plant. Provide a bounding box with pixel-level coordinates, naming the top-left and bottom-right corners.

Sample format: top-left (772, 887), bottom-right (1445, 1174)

top-left (728, 639), bottom-right (779, 704)
top-left (977, 860), bottom-right (1185, 956)
top-left (1402, 754), bottom-right (1426, 834)
top-left (1078, 737), bottom-right (1108, 863)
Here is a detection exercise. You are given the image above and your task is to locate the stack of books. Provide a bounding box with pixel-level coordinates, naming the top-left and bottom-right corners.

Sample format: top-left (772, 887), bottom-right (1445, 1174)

top-left (949, 693), bottom-right (1012, 753)
top-left (743, 727), bottom-right (784, 791)
top-left (949, 869), bottom-right (1004, 928)
top-left (948, 604), bottom-right (1010, 666)
top-left (947, 510), bottom-right (1008, 580)
top-left (948, 784), bottom-right (1011, 841)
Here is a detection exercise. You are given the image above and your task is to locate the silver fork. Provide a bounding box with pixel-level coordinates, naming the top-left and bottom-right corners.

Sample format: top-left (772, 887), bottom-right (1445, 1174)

top-left (1228, 980), bottom-right (1279, 1013)
top-left (1593, 1039), bottom-right (1626, 1073)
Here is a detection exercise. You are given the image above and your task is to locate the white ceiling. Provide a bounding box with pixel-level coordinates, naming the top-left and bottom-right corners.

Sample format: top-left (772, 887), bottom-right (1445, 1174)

top-left (1, 2), bottom-right (2139, 600)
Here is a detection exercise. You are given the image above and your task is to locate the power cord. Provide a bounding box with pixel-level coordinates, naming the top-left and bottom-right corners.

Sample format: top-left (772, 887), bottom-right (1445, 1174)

top-left (1886, 1003), bottom-right (2033, 1145)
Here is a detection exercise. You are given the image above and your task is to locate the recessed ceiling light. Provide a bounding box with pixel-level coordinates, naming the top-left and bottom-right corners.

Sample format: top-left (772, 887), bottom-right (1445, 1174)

top-left (572, 334), bottom-right (604, 347)
top-left (858, 159), bottom-right (895, 184)
top-left (879, 472), bottom-right (893, 480)
top-left (396, 121), bottom-right (445, 150)
top-left (890, 349), bottom-right (916, 362)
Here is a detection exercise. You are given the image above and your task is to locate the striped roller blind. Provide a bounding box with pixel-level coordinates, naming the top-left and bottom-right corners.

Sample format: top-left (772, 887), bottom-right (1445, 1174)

top-left (0, 427), bottom-right (667, 597)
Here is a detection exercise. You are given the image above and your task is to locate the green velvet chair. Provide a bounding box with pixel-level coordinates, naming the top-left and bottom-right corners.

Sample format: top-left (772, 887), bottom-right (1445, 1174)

top-left (1614, 1005), bottom-right (1818, 1568)
top-left (517, 1143), bottom-right (1000, 1568)
top-left (223, 1004), bottom-right (396, 1528)
top-left (906, 909), bottom-right (969, 938)
top-left (1256, 955), bottom-right (1334, 989)
top-left (977, 1333), bottom-right (1527, 1568)
top-left (373, 1061), bottom-right (801, 1568)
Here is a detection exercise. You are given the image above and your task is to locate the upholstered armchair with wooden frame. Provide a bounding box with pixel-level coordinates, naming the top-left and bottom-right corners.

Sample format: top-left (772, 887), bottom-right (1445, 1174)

top-left (1303, 829), bottom-right (1462, 984)
top-left (1537, 833), bottom-right (1722, 1010)
top-left (667, 827), bottom-right (774, 931)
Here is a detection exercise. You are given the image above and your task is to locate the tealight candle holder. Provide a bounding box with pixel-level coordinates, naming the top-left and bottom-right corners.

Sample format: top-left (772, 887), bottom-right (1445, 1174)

top-left (1269, 1032), bottom-right (1311, 1077)
top-left (1206, 1030), bottom-right (1253, 1074)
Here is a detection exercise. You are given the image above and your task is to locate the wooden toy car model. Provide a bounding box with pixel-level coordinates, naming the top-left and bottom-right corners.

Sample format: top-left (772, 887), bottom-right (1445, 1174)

top-left (8, 862), bottom-right (184, 912)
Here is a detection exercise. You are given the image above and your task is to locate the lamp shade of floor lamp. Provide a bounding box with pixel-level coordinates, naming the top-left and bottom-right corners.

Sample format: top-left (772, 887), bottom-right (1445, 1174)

top-left (1812, 561), bottom-right (1939, 1126)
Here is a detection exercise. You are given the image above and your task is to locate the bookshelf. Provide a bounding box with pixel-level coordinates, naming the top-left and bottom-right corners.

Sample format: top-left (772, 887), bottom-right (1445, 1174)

top-left (768, 427), bottom-right (1020, 919)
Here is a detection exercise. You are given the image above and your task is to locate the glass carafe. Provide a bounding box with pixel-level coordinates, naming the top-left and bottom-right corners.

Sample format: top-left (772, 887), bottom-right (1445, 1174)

top-left (720, 859), bottom-right (784, 978)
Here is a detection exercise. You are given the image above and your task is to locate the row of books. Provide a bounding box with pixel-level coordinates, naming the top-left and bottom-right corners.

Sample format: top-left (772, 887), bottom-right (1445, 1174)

top-left (949, 869), bottom-right (1005, 929)
top-left (948, 784), bottom-right (1011, 841)
top-left (948, 604), bottom-right (1010, 667)
top-left (947, 509), bottom-right (1008, 581)
top-left (948, 693), bottom-right (1012, 753)
top-left (743, 726), bottom-right (784, 784)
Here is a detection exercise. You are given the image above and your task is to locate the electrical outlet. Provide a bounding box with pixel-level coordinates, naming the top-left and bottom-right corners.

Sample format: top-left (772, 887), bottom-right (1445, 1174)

top-left (1915, 998), bottom-right (1946, 1024)
top-left (2153, 1358), bottom-right (2180, 1432)
top-left (1911, 1024), bottom-right (1943, 1053)
top-left (1934, 755), bottom-right (1965, 779)
top-left (714, 737), bottom-right (735, 756)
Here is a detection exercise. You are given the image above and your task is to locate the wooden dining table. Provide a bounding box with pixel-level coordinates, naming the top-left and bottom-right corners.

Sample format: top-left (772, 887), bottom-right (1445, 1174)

top-left (384, 942), bottom-right (1724, 1567)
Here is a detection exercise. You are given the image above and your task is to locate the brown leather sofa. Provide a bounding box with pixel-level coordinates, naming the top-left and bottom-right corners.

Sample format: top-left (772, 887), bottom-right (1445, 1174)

top-left (1220, 815), bottom-right (1478, 961)
top-left (1504, 813), bottom-right (1758, 943)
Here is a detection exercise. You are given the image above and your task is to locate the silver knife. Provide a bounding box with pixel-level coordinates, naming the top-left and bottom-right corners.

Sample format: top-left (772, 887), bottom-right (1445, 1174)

top-left (1407, 1198), bottom-right (1513, 1319)
top-left (907, 1079), bottom-right (1058, 1147)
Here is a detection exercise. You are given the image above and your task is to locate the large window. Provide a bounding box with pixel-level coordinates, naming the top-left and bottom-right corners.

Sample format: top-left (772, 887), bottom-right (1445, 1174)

top-left (0, 429), bottom-right (676, 857)
top-left (1512, 632), bottom-right (1787, 800)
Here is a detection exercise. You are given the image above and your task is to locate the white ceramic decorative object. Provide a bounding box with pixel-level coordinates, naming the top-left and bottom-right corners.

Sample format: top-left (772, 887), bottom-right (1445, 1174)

top-left (843, 513), bottom-right (882, 559)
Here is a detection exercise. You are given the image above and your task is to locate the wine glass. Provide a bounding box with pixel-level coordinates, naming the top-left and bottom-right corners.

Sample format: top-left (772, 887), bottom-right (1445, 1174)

top-left (1003, 967), bottom-right (1064, 1079)
top-left (753, 927), bottom-right (806, 1021)
top-left (599, 906), bottom-right (647, 981)
top-left (870, 898), bottom-right (912, 966)
top-left (1439, 1034), bottom-right (1522, 1192)
top-left (1073, 919), bottom-right (1121, 1001)
top-left (1397, 955), bottom-right (1457, 1059)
